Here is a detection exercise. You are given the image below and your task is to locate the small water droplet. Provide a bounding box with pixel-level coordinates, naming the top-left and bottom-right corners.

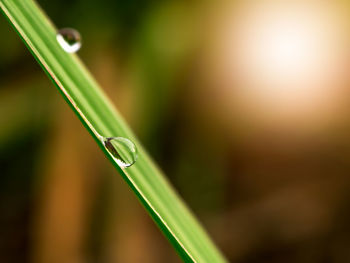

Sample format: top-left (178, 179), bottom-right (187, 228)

top-left (56, 28), bottom-right (81, 53)
top-left (103, 137), bottom-right (138, 168)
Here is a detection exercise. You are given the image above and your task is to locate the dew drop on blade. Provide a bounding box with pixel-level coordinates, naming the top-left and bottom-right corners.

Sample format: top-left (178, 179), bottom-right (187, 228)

top-left (103, 137), bottom-right (138, 168)
top-left (56, 28), bottom-right (82, 53)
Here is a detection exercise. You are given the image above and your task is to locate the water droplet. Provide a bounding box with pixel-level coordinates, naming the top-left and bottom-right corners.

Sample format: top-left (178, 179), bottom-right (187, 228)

top-left (103, 137), bottom-right (138, 168)
top-left (56, 28), bottom-right (81, 53)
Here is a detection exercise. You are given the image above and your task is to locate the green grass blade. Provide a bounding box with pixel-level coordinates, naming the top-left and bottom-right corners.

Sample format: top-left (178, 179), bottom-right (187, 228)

top-left (0, 0), bottom-right (227, 262)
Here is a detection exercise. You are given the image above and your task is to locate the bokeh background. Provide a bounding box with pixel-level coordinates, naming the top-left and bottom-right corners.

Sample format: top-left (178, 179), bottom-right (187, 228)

top-left (1, 0), bottom-right (350, 262)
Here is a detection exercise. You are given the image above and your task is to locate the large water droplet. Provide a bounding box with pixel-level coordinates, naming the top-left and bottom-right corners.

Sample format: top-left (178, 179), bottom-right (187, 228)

top-left (103, 137), bottom-right (138, 168)
top-left (56, 28), bottom-right (81, 53)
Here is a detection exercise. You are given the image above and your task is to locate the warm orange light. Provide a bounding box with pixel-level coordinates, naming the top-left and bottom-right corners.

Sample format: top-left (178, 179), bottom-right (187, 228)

top-left (212, 0), bottom-right (350, 131)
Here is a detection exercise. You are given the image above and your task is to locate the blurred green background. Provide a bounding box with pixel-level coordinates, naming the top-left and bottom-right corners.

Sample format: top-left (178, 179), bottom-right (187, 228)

top-left (1, 0), bottom-right (350, 262)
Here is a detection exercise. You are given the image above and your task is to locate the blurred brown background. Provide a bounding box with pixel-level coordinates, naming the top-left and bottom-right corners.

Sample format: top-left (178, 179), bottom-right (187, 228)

top-left (1, 0), bottom-right (350, 262)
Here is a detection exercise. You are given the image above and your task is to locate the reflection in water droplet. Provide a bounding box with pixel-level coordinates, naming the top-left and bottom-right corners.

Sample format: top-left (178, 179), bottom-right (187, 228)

top-left (103, 137), bottom-right (138, 168)
top-left (56, 28), bottom-right (82, 53)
